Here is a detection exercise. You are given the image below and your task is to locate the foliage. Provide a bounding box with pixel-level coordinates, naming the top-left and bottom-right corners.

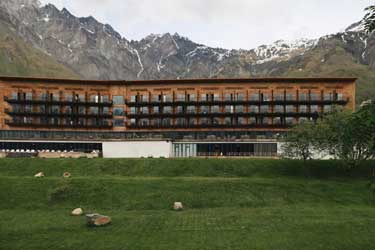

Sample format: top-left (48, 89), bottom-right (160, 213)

top-left (282, 120), bottom-right (318, 161)
top-left (364, 6), bottom-right (375, 34)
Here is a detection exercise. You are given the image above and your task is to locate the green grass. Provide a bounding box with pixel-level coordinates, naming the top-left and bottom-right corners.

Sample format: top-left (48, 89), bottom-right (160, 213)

top-left (0, 158), bottom-right (375, 250)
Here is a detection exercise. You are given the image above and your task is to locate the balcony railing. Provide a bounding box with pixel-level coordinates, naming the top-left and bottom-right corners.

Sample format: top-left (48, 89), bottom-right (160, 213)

top-left (126, 98), bottom-right (349, 107)
top-left (126, 112), bottom-right (320, 118)
top-left (127, 123), bottom-right (291, 129)
top-left (5, 120), bottom-right (113, 129)
top-left (5, 109), bottom-right (113, 118)
top-left (4, 97), bottom-right (113, 107)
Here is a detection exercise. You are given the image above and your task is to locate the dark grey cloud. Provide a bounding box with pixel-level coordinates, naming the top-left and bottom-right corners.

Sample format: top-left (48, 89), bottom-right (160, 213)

top-left (40, 0), bottom-right (374, 49)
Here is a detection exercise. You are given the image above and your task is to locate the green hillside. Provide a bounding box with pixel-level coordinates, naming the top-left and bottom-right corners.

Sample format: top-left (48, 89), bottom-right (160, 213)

top-left (1, 158), bottom-right (375, 250)
top-left (0, 21), bottom-right (79, 78)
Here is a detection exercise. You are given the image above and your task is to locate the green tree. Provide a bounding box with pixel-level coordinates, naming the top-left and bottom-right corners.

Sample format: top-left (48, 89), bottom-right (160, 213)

top-left (318, 103), bottom-right (375, 169)
top-left (282, 120), bottom-right (317, 161)
top-left (364, 5), bottom-right (375, 33)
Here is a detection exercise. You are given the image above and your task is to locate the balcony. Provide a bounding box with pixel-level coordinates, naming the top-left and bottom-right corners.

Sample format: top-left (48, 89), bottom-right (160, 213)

top-left (5, 109), bottom-right (113, 118)
top-left (5, 120), bottom-right (113, 129)
top-left (4, 97), bottom-right (113, 107)
top-left (127, 123), bottom-right (290, 130)
top-left (126, 112), bottom-right (320, 119)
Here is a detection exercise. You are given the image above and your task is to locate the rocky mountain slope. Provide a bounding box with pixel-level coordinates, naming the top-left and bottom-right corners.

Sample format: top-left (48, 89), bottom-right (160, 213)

top-left (0, 0), bottom-right (374, 103)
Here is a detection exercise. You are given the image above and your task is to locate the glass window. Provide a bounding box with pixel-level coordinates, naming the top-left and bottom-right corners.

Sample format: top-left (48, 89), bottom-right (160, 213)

top-left (103, 107), bottom-right (110, 114)
top-left (262, 93), bottom-right (270, 101)
top-left (162, 118), bottom-right (171, 126)
top-left (163, 95), bottom-right (172, 102)
top-left (65, 94), bottom-right (73, 102)
top-left (260, 105), bottom-right (269, 113)
top-left (90, 107), bottom-right (99, 114)
top-left (163, 106), bottom-right (172, 114)
top-left (299, 117), bottom-right (309, 123)
top-left (141, 95), bottom-right (149, 102)
top-left (187, 94), bottom-right (196, 101)
top-left (51, 93), bottom-right (59, 101)
top-left (285, 105), bottom-right (294, 113)
top-left (273, 117), bottom-right (281, 124)
top-left (237, 93), bottom-right (245, 101)
top-left (153, 118), bottom-right (161, 126)
top-left (275, 105), bottom-right (283, 112)
top-left (324, 105), bottom-right (332, 113)
top-left (140, 107), bottom-right (149, 114)
top-left (101, 95), bottom-right (109, 103)
top-left (286, 93), bottom-right (294, 101)
top-left (250, 93), bottom-right (259, 101)
top-left (114, 119), bottom-right (124, 127)
top-left (311, 105), bottom-right (319, 113)
top-left (176, 94), bottom-right (185, 101)
top-left (299, 93), bottom-right (308, 101)
top-left (11, 92), bottom-right (18, 100)
top-left (337, 93), bottom-right (343, 101)
top-left (153, 106), bottom-right (160, 114)
top-left (224, 117), bottom-right (232, 125)
top-left (187, 106), bottom-right (196, 114)
top-left (153, 95), bottom-right (161, 102)
top-left (176, 118), bottom-right (186, 126)
top-left (79, 106), bottom-right (85, 114)
top-left (200, 94), bottom-right (208, 102)
top-left (50, 105), bottom-right (59, 114)
top-left (274, 93), bottom-right (284, 101)
top-left (90, 95), bottom-right (99, 103)
top-left (285, 117), bottom-right (295, 125)
top-left (113, 96), bottom-right (124, 105)
top-left (25, 105), bottom-right (32, 113)
top-left (310, 93), bottom-right (320, 101)
top-left (130, 119), bottom-right (136, 125)
top-left (140, 119), bottom-right (149, 126)
top-left (25, 93), bottom-right (32, 101)
top-left (189, 118), bottom-right (197, 125)
top-left (224, 93), bottom-right (232, 101)
top-left (201, 106), bottom-right (209, 113)
top-left (324, 93), bottom-right (332, 101)
top-left (200, 118), bottom-right (209, 125)
top-left (213, 93), bottom-right (220, 101)
top-left (212, 105), bottom-right (220, 113)
top-left (299, 105), bottom-right (307, 113)
top-left (130, 107), bottom-right (137, 114)
top-left (113, 107), bottom-right (124, 116)
top-left (176, 106), bottom-right (184, 113)
top-left (238, 117), bottom-right (246, 125)
top-left (130, 95), bottom-right (137, 103)
top-left (225, 105), bottom-right (234, 113)
top-left (250, 105), bottom-right (259, 113)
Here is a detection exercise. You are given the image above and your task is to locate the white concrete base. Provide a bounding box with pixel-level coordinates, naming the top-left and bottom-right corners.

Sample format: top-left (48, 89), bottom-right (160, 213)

top-left (102, 141), bottom-right (172, 158)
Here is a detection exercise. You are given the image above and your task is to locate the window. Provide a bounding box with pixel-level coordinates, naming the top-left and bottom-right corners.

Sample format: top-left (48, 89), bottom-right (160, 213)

top-left (274, 93), bottom-right (284, 101)
top-left (224, 93), bottom-right (232, 101)
top-left (113, 107), bottom-right (124, 116)
top-left (249, 117), bottom-right (256, 124)
top-left (90, 107), bottom-right (99, 115)
top-left (163, 106), bottom-right (172, 114)
top-left (200, 94), bottom-right (208, 102)
top-left (141, 95), bottom-right (149, 102)
top-left (299, 93), bottom-right (308, 101)
top-left (188, 118), bottom-right (197, 125)
top-left (310, 93), bottom-right (319, 101)
top-left (324, 93), bottom-right (332, 101)
top-left (337, 93), bottom-right (343, 101)
top-left (130, 107), bottom-right (137, 114)
top-left (25, 93), bottom-right (32, 101)
top-left (11, 92), bottom-right (18, 100)
top-left (285, 117), bottom-right (294, 125)
top-left (213, 94), bottom-right (220, 101)
top-left (153, 118), bottom-right (161, 126)
top-left (201, 106), bottom-right (209, 114)
top-left (213, 118), bottom-right (221, 125)
top-left (65, 94), bottom-right (73, 102)
top-left (113, 96), bottom-right (124, 105)
top-left (25, 105), bottom-right (32, 113)
top-left (140, 107), bottom-right (149, 114)
top-left (200, 118), bottom-right (209, 125)
top-left (286, 93), bottom-right (294, 101)
top-left (285, 105), bottom-right (294, 113)
top-left (39, 105), bottom-right (46, 113)
top-left (250, 93), bottom-right (259, 101)
top-left (163, 94), bottom-right (172, 102)
top-left (91, 95), bottom-right (99, 103)
top-left (176, 118), bottom-right (186, 126)
top-left (101, 95), bottom-right (109, 103)
top-left (114, 119), bottom-right (124, 127)
top-left (162, 118), bottom-right (171, 126)
top-left (238, 117), bottom-right (246, 125)
top-left (51, 94), bottom-right (59, 101)
top-left (274, 105), bottom-right (283, 113)
top-left (130, 119), bottom-right (136, 125)
top-left (103, 107), bottom-right (110, 114)
top-left (187, 106), bottom-right (196, 114)
top-left (324, 105), bottom-right (332, 113)
top-left (212, 105), bottom-right (220, 113)
top-left (130, 95), bottom-right (137, 103)
top-left (250, 105), bottom-right (259, 113)
top-left (299, 117), bottom-right (309, 123)
top-left (311, 105), bottom-right (319, 113)
top-left (260, 105), bottom-right (269, 113)
top-left (273, 117), bottom-right (281, 124)
top-left (176, 106), bottom-right (184, 114)
top-left (236, 106), bottom-right (244, 113)
top-left (299, 105), bottom-right (307, 113)
top-left (224, 117), bottom-right (232, 125)
top-left (153, 106), bottom-right (160, 114)
top-left (225, 105), bottom-right (234, 113)
top-left (176, 94), bottom-right (185, 101)
top-left (237, 93), bottom-right (245, 101)
top-left (261, 93), bottom-right (270, 101)
top-left (187, 94), bottom-right (196, 101)
top-left (79, 106), bottom-right (85, 114)
top-left (140, 119), bottom-right (149, 126)
top-left (153, 95), bottom-right (161, 102)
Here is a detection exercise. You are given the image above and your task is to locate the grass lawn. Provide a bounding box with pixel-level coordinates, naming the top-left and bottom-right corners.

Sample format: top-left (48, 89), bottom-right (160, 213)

top-left (0, 158), bottom-right (374, 250)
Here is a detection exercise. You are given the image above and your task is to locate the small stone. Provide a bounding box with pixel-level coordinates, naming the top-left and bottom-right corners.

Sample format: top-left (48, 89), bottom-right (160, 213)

top-left (34, 172), bottom-right (44, 178)
top-left (71, 208), bottom-right (83, 216)
top-left (63, 172), bottom-right (71, 178)
top-left (86, 213), bottom-right (111, 227)
top-left (173, 202), bottom-right (184, 211)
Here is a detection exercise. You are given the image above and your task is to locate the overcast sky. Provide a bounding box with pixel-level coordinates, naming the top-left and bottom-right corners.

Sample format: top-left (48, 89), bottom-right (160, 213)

top-left (39, 0), bottom-right (374, 49)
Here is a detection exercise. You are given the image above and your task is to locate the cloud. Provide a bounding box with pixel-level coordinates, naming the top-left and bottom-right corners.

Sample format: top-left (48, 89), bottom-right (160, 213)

top-left (39, 0), bottom-right (373, 49)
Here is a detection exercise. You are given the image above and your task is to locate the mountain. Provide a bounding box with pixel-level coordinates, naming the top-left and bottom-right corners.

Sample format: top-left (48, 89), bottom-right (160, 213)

top-left (0, 0), bottom-right (374, 103)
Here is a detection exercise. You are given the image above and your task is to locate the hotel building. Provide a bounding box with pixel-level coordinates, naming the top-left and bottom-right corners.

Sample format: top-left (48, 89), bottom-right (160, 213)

top-left (0, 77), bottom-right (356, 158)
